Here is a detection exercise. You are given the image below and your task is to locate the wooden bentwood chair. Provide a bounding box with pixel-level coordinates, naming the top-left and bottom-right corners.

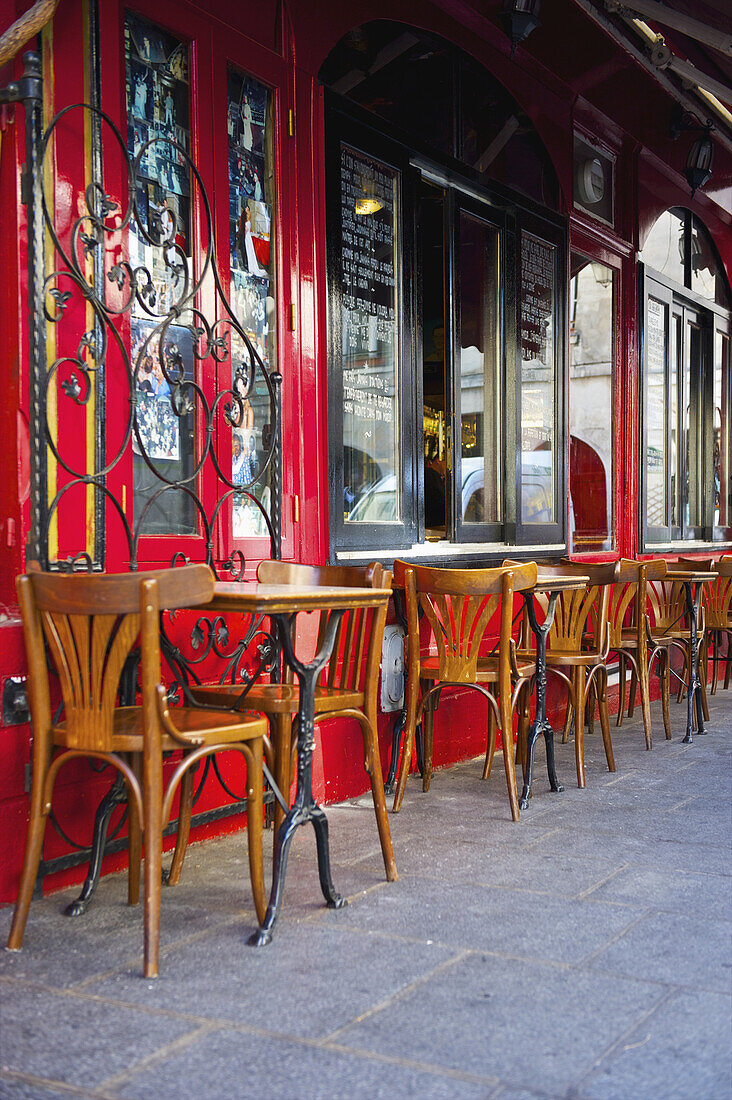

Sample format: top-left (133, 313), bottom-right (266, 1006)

top-left (391, 559), bottom-right (538, 821)
top-left (609, 559), bottom-right (655, 750)
top-left (7, 566), bottom-right (268, 979)
top-left (191, 561), bottom-right (397, 883)
top-left (543, 560), bottom-right (619, 788)
top-left (677, 556), bottom-right (732, 696)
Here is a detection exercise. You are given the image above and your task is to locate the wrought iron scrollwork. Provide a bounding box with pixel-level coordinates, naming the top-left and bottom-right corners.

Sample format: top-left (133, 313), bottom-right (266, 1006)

top-left (28, 85), bottom-right (280, 573)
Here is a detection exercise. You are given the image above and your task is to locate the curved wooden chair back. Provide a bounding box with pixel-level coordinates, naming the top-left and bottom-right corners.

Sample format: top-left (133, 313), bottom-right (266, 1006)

top-left (606, 558), bottom-right (645, 650)
top-left (646, 560), bottom-right (688, 634)
top-left (397, 560), bottom-right (536, 684)
top-left (256, 559), bottom-right (391, 695)
top-left (700, 558), bottom-right (732, 628)
top-left (19, 565), bottom-right (214, 753)
top-left (549, 561), bottom-right (618, 656)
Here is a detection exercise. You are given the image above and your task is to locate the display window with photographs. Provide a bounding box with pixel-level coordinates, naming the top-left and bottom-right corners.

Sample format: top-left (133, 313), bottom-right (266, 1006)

top-left (125, 11), bottom-right (196, 537)
top-left (131, 317), bottom-right (196, 535)
top-left (227, 65), bottom-right (276, 541)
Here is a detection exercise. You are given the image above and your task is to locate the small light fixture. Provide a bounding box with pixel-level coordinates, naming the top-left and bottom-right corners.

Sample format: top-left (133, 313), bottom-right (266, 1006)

top-left (500, 0), bottom-right (541, 59)
top-left (355, 175), bottom-right (383, 216)
top-left (684, 130), bottom-right (714, 197)
top-left (355, 195), bottom-right (383, 216)
top-left (591, 262), bottom-right (613, 289)
top-left (670, 105), bottom-right (715, 197)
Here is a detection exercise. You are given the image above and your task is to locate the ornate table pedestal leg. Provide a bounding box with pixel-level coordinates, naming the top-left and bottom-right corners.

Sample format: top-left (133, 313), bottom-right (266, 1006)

top-left (250, 610), bottom-right (347, 948)
top-left (683, 580), bottom-right (706, 744)
top-left (64, 774), bottom-right (128, 916)
top-left (519, 592), bottom-right (565, 810)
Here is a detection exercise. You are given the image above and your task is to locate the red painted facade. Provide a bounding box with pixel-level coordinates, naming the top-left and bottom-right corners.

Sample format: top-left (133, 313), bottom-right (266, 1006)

top-left (0, 0), bottom-right (730, 902)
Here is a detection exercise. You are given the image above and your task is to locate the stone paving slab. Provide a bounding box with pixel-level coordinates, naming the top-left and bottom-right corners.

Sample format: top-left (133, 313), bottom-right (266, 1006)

top-left (0, 697), bottom-right (730, 1100)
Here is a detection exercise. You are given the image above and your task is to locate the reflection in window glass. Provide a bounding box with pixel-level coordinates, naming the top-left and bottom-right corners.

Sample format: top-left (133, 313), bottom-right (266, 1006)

top-left (714, 332), bottom-right (730, 532)
top-left (459, 212), bottom-right (500, 525)
top-left (126, 12), bottom-right (195, 536)
top-left (520, 232), bottom-right (555, 524)
top-left (645, 297), bottom-right (667, 527)
top-left (340, 146), bottom-right (400, 524)
top-left (690, 217), bottom-right (729, 307)
top-left (227, 67), bottom-right (276, 539)
top-left (569, 261), bottom-right (614, 551)
top-left (641, 208), bottom-right (685, 286)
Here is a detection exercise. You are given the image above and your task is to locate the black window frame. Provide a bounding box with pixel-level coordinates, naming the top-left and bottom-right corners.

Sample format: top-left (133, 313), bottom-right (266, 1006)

top-left (640, 264), bottom-right (731, 549)
top-left (325, 94), bottom-right (568, 563)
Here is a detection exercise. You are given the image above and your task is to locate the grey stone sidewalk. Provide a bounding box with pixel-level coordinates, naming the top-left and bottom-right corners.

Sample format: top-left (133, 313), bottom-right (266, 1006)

top-left (1, 696), bottom-right (731, 1100)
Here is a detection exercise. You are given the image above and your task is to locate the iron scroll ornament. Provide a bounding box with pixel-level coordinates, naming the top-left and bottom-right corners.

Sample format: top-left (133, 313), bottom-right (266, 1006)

top-left (32, 84), bottom-right (281, 574)
top-left (1, 53), bottom-right (283, 893)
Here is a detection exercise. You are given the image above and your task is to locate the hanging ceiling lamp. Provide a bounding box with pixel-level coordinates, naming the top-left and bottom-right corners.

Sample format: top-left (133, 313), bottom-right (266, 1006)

top-left (500, 0), bottom-right (542, 59)
top-left (684, 129), bottom-right (714, 197)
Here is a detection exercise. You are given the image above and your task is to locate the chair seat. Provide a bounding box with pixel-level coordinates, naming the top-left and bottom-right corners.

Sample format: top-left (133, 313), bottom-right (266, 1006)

top-left (52, 705), bottom-right (267, 752)
top-left (546, 651), bottom-right (606, 668)
top-left (190, 683), bottom-right (364, 715)
top-left (419, 653), bottom-right (535, 683)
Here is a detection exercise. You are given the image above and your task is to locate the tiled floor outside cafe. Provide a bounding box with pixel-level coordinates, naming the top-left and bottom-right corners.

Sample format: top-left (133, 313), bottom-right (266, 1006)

top-left (1, 694), bottom-right (731, 1100)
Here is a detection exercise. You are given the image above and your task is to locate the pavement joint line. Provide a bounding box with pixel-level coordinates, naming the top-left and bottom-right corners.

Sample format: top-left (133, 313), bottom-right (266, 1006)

top-left (663, 794), bottom-right (702, 812)
top-left (570, 985), bottom-right (678, 1094)
top-left (96, 1021), bottom-right (219, 1093)
top-left (321, 948), bottom-right (472, 1044)
top-left (0, 1069), bottom-right (105, 1098)
top-left (316, 1036), bottom-right (501, 1087)
top-left (574, 860), bottom-right (633, 899)
top-left (574, 906), bottom-right (655, 968)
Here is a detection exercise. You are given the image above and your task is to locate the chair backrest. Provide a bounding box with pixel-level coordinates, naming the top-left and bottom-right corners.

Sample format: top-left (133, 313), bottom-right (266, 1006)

top-left (702, 558), bottom-right (732, 625)
top-left (17, 565), bottom-right (214, 753)
top-left (393, 560), bottom-right (537, 684)
top-left (548, 560), bottom-right (618, 655)
top-left (645, 558), bottom-right (688, 633)
top-left (606, 558), bottom-right (645, 649)
top-left (256, 560), bottom-right (391, 695)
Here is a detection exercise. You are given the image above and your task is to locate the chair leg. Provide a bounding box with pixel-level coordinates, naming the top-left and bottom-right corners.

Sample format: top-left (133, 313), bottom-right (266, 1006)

top-left (166, 759), bottom-right (194, 888)
top-left (392, 668), bottom-right (420, 813)
top-left (616, 653), bottom-right (626, 728)
top-left (574, 665), bottom-right (586, 788)
top-left (724, 633), bottom-right (732, 690)
top-left (699, 643), bottom-right (710, 722)
top-left (245, 739), bottom-right (267, 926)
top-left (482, 695), bottom-right (497, 780)
top-left (128, 752), bottom-right (143, 904)
top-left (6, 787), bottom-right (50, 951)
top-left (562, 671), bottom-right (574, 743)
top-left (597, 668), bottom-right (616, 772)
top-left (586, 679), bottom-right (596, 736)
top-left (360, 713), bottom-right (398, 882)
top-left (711, 632), bottom-right (719, 695)
top-left (142, 749), bottom-right (163, 980)
top-left (270, 713), bottom-right (293, 840)
top-left (637, 654), bottom-right (652, 751)
top-left (422, 694), bottom-right (435, 793)
top-left (660, 651), bottom-right (672, 740)
top-left (628, 665), bottom-right (637, 717)
top-left (498, 692), bottom-right (520, 823)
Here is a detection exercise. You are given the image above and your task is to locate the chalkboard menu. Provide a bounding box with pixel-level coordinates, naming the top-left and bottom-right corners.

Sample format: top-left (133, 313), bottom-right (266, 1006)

top-left (340, 145), bottom-right (400, 522)
top-left (520, 231), bottom-right (556, 523)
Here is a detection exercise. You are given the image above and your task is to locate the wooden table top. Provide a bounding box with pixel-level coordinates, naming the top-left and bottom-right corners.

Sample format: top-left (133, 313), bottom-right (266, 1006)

top-left (664, 569), bottom-right (715, 584)
top-left (531, 567), bottom-right (590, 594)
top-left (208, 582), bottom-right (391, 615)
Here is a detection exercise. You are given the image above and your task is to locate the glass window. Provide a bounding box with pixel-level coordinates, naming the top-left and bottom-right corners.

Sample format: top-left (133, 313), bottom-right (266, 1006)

top-left (568, 259), bottom-right (614, 552)
top-left (126, 12), bottom-right (196, 537)
top-left (520, 231), bottom-right (556, 526)
top-left (645, 295), bottom-right (667, 528)
top-left (641, 208), bottom-right (685, 287)
top-left (457, 211), bottom-right (501, 528)
top-left (340, 146), bottom-right (401, 524)
top-left (227, 67), bottom-right (277, 540)
top-left (714, 330), bottom-right (731, 537)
